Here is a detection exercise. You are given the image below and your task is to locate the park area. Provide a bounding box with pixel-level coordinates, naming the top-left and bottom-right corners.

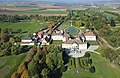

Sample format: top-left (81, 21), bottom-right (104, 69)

top-left (62, 53), bottom-right (120, 78)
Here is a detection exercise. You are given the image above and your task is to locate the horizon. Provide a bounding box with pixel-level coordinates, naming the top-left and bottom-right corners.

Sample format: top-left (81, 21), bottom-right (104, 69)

top-left (0, 0), bottom-right (119, 3)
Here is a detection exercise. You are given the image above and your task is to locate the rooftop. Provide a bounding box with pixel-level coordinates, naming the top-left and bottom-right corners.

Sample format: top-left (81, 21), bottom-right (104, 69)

top-left (83, 32), bottom-right (95, 36)
top-left (64, 39), bottom-right (83, 44)
top-left (22, 37), bottom-right (32, 40)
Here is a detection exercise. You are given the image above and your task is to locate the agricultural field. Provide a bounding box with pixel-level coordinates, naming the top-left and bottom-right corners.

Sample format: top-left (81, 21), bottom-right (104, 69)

top-left (0, 53), bottom-right (27, 78)
top-left (0, 2), bottom-right (67, 16)
top-left (0, 10), bottom-right (67, 16)
top-left (0, 21), bottom-right (45, 37)
top-left (62, 53), bottom-right (120, 78)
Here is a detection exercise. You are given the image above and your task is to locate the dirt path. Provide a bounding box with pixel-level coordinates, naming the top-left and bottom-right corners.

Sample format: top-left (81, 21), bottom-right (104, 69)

top-left (94, 29), bottom-right (119, 50)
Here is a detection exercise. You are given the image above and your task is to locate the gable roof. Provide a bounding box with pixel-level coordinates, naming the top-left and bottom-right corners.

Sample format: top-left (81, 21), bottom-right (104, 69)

top-left (83, 32), bottom-right (95, 36)
top-left (64, 39), bottom-right (83, 44)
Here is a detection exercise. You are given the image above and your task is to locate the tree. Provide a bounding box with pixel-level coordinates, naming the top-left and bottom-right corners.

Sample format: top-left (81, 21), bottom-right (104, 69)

top-left (9, 37), bottom-right (15, 45)
top-left (0, 28), bottom-right (1, 35)
top-left (41, 68), bottom-right (50, 78)
top-left (11, 72), bottom-right (20, 78)
top-left (110, 18), bottom-right (116, 26)
top-left (89, 66), bottom-right (96, 73)
top-left (28, 59), bottom-right (39, 77)
top-left (46, 54), bottom-right (54, 70)
top-left (76, 20), bottom-right (82, 27)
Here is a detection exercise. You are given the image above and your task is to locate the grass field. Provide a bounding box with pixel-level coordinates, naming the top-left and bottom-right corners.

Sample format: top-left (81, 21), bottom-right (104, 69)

top-left (0, 10), bottom-right (67, 15)
top-left (62, 53), bottom-right (120, 78)
top-left (87, 41), bottom-right (99, 45)
top-left (87, 6), bottom-right (115, 12)
top-left (0, 21), bottom-right (44, 37)
top-left (0, 53), bottom-right (28, 78)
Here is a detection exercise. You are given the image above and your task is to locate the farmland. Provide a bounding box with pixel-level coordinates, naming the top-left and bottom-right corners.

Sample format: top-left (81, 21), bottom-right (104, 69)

top-left (0, 1), bottom-right (120, 78)
top-left (0, 2), bottom-right (67, 16)
top-left (0, 21), bottom-right (45, 37)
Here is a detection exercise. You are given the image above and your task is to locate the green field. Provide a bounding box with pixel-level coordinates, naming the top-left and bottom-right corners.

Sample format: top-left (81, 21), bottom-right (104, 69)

top-left (87, 41), bottom-right (99, 45)
top-left (0, 10), bottom-right (67, 15)
top-left (62, 53), bottom-right (120, 78)
top-left (0, 53), bottom-right (27, 78)
top-left (87, 6), bottom-right (115, 12)
top-left (0, 21), bottom-right (44, 37)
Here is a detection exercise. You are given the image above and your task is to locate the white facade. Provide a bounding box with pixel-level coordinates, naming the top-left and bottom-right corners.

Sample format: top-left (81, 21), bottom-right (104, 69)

top-left (52, 35), bottom-right (63, 40)
top-left (62, 43), bottom-right (87, 50)
top-left (85, 36), bottom-right (96, 41)
top-left (21, 39), bottom-right (32, 43)
top-left (21, 42), bottom-right (34, 46)
top-left (78, 43), bottom-right (87, 50)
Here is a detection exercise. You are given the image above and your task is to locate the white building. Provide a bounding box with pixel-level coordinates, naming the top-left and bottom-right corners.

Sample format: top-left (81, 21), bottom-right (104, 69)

top-left (21, 38), bottom-right (34, 46)
top-left (62, 39), bottom-right (87, 50)
top-left (21, 38), bottom-right (32, 43)
top-left (83, 32), bottom-right (96, 41)
top-left (51, 30), bottom-right (64, 40)
top-left (79, 31), bottom-right (96, 41)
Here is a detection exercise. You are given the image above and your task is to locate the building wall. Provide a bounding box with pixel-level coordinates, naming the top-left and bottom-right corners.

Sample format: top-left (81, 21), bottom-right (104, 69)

top-left (52, 35), bottom-right (63, 40)
top-left (21, 40), bottom-right (32, 43)
top-left (85, 36), bottom-right (96, 41)
top-left (63, 37), bottom-right (67, 42)
top-left (21, 42), bottom-right (34, 46)
top-left (62, 43), bottom-right (87, 50)
top-left (79, 43), bottom-right (87, 50)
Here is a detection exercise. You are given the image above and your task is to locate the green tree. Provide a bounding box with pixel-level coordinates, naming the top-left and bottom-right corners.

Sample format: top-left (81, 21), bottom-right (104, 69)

top-left (41, 68), bottom-right (50, 78)
top-left (110, 18), bottom-right (116, 26)
top-left (28, 59), bottom-right (39, 77)
top-left (76, 20), bottom-right (82, 27)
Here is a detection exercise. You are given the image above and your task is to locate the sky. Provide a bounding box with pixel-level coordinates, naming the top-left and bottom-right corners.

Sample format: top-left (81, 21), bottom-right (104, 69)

top-left (0, 0), bottom-right (119, 3)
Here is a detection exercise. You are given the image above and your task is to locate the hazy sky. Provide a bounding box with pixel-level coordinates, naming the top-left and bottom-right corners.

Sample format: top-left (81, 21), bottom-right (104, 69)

top-left (40, 0), bottom-right (111, 3)
top-left (0, 0), bottom-right (119, 3)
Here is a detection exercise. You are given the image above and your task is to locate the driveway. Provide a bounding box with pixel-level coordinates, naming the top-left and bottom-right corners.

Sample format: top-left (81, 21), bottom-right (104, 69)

top-left (66, 45), bottom-right (99, 58)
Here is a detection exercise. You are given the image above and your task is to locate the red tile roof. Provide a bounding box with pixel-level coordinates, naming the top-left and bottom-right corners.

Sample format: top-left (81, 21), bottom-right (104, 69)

top-left (37, 32), bottom-right (42, 37)
top-left (64, 39), bottom-right (83, 44)
top-left (83, 32), bottom-right (95, 36)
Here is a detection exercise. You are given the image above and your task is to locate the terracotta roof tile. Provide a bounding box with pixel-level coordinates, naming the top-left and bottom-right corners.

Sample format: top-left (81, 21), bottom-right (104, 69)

top-left (64, 39), bottom-right (83, 44)
top-left (83, 32), bottom-right (95, 36)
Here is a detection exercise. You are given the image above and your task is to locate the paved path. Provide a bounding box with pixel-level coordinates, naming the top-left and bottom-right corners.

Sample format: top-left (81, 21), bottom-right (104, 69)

top-left (66, 45), bottom-right (100, 58)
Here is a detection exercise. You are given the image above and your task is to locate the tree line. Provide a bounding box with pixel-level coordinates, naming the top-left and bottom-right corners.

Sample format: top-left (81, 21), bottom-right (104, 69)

top-left (0, 14), bottom-right (65, 22)
top-left (0, 28), bottom-right (27, 56)
top-left (12, 45), bottom-right (65, 78)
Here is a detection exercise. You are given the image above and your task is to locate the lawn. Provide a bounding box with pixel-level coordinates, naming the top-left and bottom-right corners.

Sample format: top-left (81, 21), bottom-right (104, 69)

top-left (52, 40), bottom-right (62, 45)
top-left (62, 53), bottom-right (120, 78)
top-left (0, 21), bottom-right (44, 37)
top-left (0, 53), bottom-right (28, 78)
top-left (87, 41), bottom-right (99, 45)
top-left (0, 21), bottom-right (43, 32)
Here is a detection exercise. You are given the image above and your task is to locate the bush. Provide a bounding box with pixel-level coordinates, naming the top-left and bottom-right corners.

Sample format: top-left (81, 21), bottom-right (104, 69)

top-left (75, 58), bottom-right (80, 68)
top-left (89, 66), bottom-right (96, 73)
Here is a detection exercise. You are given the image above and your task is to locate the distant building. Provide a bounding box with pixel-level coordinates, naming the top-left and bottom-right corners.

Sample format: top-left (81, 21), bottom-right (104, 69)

top-left (21, 37), bottom-right (34, 46)
top-left (79, 31), bottom-right (96, 41)
top-left (51, 30), bottom-right (64, 40)
top-left (83, 32), bottom-right (96, 41)
top-left (62, 39), bottom-right (87, 50)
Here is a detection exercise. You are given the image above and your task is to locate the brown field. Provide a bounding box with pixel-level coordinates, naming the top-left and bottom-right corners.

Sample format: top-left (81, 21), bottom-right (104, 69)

top-left (39, 4), bottom-right (65, 9)
top-left (0, 7), bottom-right (37, 11)
top-left (109, 11), bottom-right (120, 14)
top-left (39, 14), bottom-right (67, 16)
